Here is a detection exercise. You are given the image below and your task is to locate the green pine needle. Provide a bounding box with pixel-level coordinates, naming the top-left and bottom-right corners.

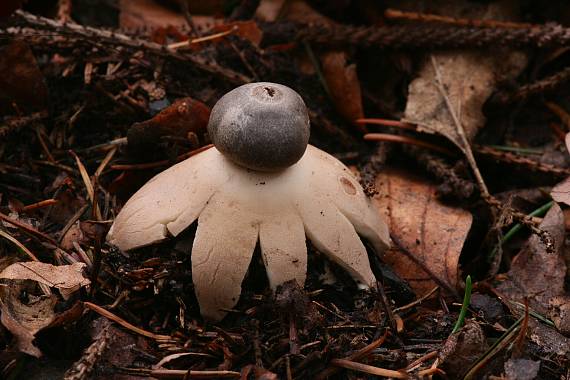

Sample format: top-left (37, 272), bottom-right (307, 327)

top-left (452, 275), bottom-right (472, 334)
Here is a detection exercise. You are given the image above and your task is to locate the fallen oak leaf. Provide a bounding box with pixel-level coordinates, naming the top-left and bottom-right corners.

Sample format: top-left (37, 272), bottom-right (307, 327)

top-left (374, 168), bottom-right (472, 295)
top-left (0, 262), bottom-right (90, 300)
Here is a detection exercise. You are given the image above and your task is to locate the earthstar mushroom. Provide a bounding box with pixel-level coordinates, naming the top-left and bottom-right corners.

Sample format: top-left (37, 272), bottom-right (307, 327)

top-left (107, 82), bottom-right (391, 321)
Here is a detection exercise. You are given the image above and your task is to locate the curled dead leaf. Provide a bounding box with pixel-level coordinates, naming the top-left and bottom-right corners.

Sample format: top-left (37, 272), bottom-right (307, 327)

top-left (497, 204), bottom-right (566, 317)
top-left (374, 168), bottom-right (472, 295)
top-left (438, 321), bottom-right (488, 378)
top-left (0, 287), bottom-right (57, 357)
top-left (0, 262), bottom-right (90, 300)
top-left (212, 21), bottom-right (263, 46)
top-left (127, 97), bottom-right (210, 157)
top-left (321, 51), bottom-right (364, 123)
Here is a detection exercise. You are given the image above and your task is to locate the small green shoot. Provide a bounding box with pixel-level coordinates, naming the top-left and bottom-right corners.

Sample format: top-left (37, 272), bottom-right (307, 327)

top-left (451, 275), bottom-right (472, 334)
top-left (488, 200), bottom-right (554, 262)
top-left (485, 145), bottom-right (544, 155)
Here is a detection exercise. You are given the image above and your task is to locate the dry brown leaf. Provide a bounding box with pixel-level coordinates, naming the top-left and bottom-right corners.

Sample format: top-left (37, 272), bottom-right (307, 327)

top-left (497, 204), bottom-right (566, 316)
top-left (283, 1), bottom-right (364, 123)
top-left (551, 132), bottom-right (570, 205)
top-left (504, 358), bottom-right (540, 380)
top-left (321, 51), bottom-right (364, 122)
top-left (552, 177), bottom-right (570, 206)
top-left (255, 0), bottom-right (287, 21)
top-left (127, 96), bottom-right (210, 156)
top-left (549, 296), bottom-right (570, 335)
top-left (119, 0), bottom-right (220, 31)
top-left (212, 20), bottom-right (264, 46)
top-left (374, 168), bottom-right (472, 294)
top-left (0, 40), bottom-right (48, 114)
top-left (403, 50), bottom-right (526, 152)
top-left (401, 2), bottom-right (527, 153)
top-left (438, 321), bottom-right (488, 378)
top-left (0, 262), bottom-right (90, 300)
top-left (0, 287), bottom-right (57, 357)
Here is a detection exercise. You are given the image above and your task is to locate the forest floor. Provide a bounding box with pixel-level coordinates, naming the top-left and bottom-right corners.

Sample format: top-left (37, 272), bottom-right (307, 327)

top-left (0, 0), bottom-right (570, 379)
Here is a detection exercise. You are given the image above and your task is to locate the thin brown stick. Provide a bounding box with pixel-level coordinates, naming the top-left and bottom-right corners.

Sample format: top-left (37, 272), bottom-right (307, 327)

top-left (404, 350), bottom-right (438, 371)
top-left (330, 359), bottom-right (408, 379)
top-left (393, 286), bottom-right (439, 313)
top-left (11, 10), bottom-right (250, 85)
top-left (384, 8), bottom-right (535, 29)
top-left (94, 146), bottom-right (117, 178)
top-left (168, 27), bottom-right (237, 49)
top-left (83, 302), bottom-right (171, 340)
top-left (22, 199), bottom-right (58, 212)
top-left (356, 118), bottom-right (417, 131)
top-left (149, 369), bottom-right (241, 379)
top-left (0, 228), bottom-right (39, 261)
top-left (364, 133), bottom-right (454, 156)
top-left (0, 211), bottom-right (58, 246)
top-left (315, 331), bottom-right (388, 380)
top-left (430, 56), bottom-right (490, 198)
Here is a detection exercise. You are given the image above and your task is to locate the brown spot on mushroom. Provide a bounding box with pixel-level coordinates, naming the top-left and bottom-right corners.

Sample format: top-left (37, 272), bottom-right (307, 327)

top-left (340, 177), bottom-right (357, 195)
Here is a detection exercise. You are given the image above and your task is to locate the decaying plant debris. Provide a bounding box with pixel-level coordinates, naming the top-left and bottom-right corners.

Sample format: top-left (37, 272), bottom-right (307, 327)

top-left (1, 0), bottom-right (570, 379)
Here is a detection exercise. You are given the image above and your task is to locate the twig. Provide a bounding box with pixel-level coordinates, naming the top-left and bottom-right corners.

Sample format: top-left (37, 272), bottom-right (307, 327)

top-left (358, 143), bottom-right (389, 197)
top-left (430, 56), bottom-right (490, 198)
top-left (263, 21), bottom-right (570, 50)
top-left (403, 146), bottom-right (476, 200)
top-left (0, 228), bottom-right (39, 261)
top-left (376, 281), bottom-right (401, 339)
top-left (22, 199), bottom-right (58, 212)
top-left (0, 111), bottom-right (48, 137)
top-left (64, 319), bottom-right (112, 380)
top-left (356, 118), bottom-right (417, 131)
top-left (393, 286), bottom-right (439, 313)
top-left (384, 8), bottom-right (535, 29)
top-left (463, 317), bottom-right (523, 380)
top-left (8, 11), bottom-right (250, 85)
top-left (0, 211), bottom-right (58, 246)
top-left (364, 133), bottom-right (455, 156)
top-left (149, 369), bottom-right (241, 379)
top-left (83, 302), bottom-right (171, 340)
top-left (492, 66), bottom-right (570, 105)
top-left (330, 359), bottom-right (408, 379)
top-left (475, 145), bottom-right (570, 177)
top-left (315, 331), bottom-right (388, 380)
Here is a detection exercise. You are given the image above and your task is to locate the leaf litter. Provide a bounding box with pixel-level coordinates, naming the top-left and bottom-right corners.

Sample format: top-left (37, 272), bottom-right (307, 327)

top-left (0, 0), bottom-right (569, 378)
